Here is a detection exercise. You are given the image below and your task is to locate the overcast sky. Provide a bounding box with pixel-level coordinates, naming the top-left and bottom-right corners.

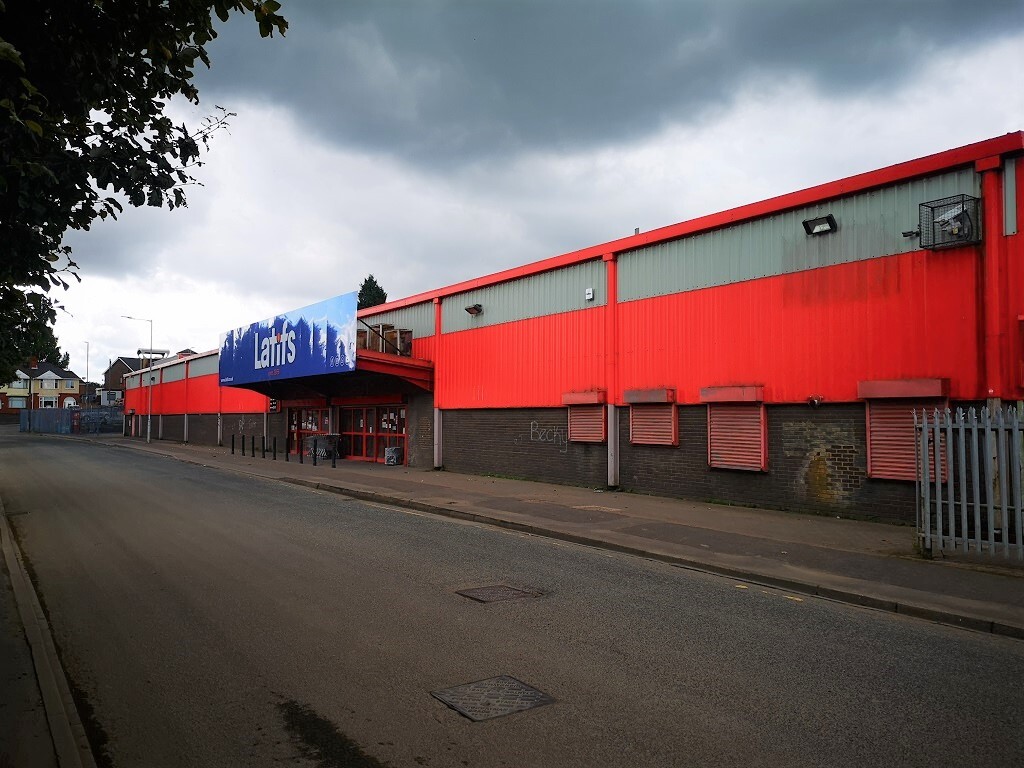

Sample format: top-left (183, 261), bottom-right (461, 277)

top-left (55, 0), bottom-right (1024, 382)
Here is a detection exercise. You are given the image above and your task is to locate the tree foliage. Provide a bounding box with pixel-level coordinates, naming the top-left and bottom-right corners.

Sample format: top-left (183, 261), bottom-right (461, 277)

top-left (6, 295), bottom-right (70, 371)
top-left (358, 274), bottom-right (388, 310)
top-left (0, 0), bottom-right (287, 382)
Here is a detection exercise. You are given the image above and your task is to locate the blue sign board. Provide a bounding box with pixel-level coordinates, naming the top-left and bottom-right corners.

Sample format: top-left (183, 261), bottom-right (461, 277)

top-left (219, 292), bottom-right (357, 386)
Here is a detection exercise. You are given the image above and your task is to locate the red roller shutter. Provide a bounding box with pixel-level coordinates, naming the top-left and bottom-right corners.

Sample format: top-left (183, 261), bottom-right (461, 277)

top-left (708, 404), bottom-right (766, 471)
top-left (568, 405), bottom-right (605, 443)
top-left (867, 400), bottom-right (946, 480)
top-left (630, 404), bottom-right (678, 446)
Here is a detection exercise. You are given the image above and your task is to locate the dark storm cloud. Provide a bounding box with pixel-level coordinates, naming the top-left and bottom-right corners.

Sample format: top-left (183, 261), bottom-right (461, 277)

top-left (193, 0), bottom-right (1020, 165)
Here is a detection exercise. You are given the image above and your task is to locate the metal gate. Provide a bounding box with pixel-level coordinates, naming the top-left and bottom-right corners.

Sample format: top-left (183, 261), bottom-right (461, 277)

top-left (20, 406), bottom-right (124, 434)
top-left (915, 407), bottom-right (1023, 559)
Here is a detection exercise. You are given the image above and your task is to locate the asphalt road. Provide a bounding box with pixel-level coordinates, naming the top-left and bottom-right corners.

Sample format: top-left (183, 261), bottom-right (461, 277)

top-left (2, 432), bottom-right (1023, 768)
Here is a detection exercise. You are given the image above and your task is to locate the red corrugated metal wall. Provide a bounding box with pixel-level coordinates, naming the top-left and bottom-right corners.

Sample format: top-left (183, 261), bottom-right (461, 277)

top-left (159, 380), bottom-right (186, 413)
top-left (123, 372), bottom-right (266, 415)
top-left (411, 336), bottom-right (435, 361)
top-left (617, 249), bottom-right (981, 404)
top-left (124, 385), bottom-right (144, 414)
top-left (1003, 158), bottom-right (1024, 398)
top-left (435, 309), bottom-right (605, 409)
top-left (433, 248), bottom-right (981, 409)
top-left (186, 374), bottom-right (223, 413)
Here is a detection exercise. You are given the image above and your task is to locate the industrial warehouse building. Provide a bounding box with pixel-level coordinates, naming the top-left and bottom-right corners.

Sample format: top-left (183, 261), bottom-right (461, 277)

top-left (124, 132), bottom-right (1024, 522)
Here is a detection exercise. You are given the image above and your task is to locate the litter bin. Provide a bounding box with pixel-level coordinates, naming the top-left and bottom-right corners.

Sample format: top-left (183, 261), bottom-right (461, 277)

top-left (384, 446), bottom-right (403, 466)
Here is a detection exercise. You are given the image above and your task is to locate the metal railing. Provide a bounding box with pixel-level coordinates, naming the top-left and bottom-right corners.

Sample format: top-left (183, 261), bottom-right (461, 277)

top-left (915, 407), bottom-right (1023, 560)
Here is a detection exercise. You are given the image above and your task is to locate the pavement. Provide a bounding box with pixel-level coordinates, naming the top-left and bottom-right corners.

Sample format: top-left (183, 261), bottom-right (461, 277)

top-left (3, 429), bottom-right (1023, 766)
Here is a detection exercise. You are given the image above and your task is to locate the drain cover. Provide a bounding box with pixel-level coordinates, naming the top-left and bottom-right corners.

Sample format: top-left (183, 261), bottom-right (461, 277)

top-left (431, 676), bottom-right (555, 721)
top-left (456, 585), bottom-right (539, 603)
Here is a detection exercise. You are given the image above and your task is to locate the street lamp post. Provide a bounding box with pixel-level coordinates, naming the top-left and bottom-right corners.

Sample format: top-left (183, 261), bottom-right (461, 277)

top-left (85, 341), bottom-right (89, 411)
top-left (122, 315), bottom-right (153, 443)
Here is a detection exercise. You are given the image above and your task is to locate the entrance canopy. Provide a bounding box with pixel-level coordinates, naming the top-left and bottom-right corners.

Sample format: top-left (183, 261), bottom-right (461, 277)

top-left (224, 349), bottom-right (433, 401)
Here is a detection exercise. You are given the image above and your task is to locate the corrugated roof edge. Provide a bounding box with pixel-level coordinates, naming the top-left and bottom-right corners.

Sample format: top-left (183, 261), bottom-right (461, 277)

top-left (360, 131), bottom-right (1024, 318)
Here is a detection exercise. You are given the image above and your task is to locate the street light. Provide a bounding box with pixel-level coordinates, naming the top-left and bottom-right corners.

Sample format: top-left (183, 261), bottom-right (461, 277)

top-left (85, 341), bottom-right (89, 411)
top-left (122, 315), bottom-right (153, 443)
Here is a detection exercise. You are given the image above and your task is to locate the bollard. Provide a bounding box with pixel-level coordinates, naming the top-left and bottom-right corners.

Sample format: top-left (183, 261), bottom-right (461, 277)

top-left (231, 434), bottom-right (235, 455)
top-left (251, 435), bottom-right (255, 458)
top-left (331, 446), bottom-right (336, 469)
top-left (273, 436), bottom-right (277, 461)
top-left (312, 438), bottom-right (318, 467)
top-left (299, 437), bottom-right (303, 464)
top-left (261, 435), bottom-right (266, 459)
top-left (285, 433), bottom-right (289, 462)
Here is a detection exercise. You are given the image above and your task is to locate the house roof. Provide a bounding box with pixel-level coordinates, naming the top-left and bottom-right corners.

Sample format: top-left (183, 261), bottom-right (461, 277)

top-left (107, 357), bottom-right (144, 373)
top-left (17, 361), bottom-right (80, 380)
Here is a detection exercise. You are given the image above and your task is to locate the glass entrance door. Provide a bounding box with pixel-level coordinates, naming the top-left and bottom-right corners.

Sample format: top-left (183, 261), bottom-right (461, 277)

top-left (290, 408), bottom-right (330, 455)
top-left (375, 405), bottom-right (407, 463)
top-left (340, 405), bottom-right (406, 463)
top-left (341, 407), bottom-right (375, 460)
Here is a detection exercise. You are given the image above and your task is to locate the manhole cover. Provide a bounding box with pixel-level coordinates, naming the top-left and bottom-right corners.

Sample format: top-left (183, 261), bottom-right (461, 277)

top-left (431, 676), bottom-right (555, 721)
top-left (456, 585), bottom-right (540, 603)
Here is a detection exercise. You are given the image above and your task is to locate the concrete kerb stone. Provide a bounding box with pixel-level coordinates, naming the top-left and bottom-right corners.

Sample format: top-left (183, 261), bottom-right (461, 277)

top-left (992, 622), bottom-right (1024, 640)
top-left (1, 499), bottom-right (97, 768)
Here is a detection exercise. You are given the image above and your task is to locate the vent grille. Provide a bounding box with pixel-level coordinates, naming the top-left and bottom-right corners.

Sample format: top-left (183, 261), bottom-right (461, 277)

top-left (919, 194), bottom-right (981, 249)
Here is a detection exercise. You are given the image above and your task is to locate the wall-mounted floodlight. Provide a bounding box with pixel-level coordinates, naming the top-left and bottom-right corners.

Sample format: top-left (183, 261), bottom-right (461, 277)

top-left (802, 214), bottom-right (838, 236)
top-left (465, 304), bottom-right (483, 316)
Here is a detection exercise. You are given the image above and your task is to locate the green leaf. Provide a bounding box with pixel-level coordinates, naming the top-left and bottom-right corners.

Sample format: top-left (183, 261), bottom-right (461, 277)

top-left (0, 40), bottom-right (24, 69)
top-left (24, 119), bottom-right (42, 136)
top-left (262, 1), bottom-right (282, 13)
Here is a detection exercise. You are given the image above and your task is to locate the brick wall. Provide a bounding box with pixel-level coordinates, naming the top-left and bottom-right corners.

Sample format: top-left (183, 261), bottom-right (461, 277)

top-left (185, 414), bottom-right (220, 445)
top-left (442, 408), bottom-right (607, 488)
top-left (406, 393), bottom-right (434, 468)
top-left (161, 414), bottom-right (184, 442)
top-left (618, 404), bottom-right (916, 522)
top-left (125, 411), bottom-right (288, 449)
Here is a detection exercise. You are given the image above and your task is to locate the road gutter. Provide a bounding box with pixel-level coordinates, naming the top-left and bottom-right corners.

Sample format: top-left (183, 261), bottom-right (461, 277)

top-left (1, 500), bottom-right (97, 768)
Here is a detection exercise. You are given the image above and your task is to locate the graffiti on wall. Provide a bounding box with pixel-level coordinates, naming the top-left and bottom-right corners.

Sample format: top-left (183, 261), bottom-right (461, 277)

top-left (514, 420), bottom-right (568, 454)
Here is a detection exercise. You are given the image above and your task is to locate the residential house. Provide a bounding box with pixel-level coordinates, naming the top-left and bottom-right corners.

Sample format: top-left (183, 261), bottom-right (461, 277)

top-left (99, 357), bottom-right (143, 406)
top-left (0, 359), bottom-right (83, 418)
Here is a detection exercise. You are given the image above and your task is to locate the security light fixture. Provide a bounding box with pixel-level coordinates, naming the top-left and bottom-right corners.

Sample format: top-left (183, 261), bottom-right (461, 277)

top-left (465, 304), bottom-right (483, 316)
top-left (802, 214), bottom-right (838, 236)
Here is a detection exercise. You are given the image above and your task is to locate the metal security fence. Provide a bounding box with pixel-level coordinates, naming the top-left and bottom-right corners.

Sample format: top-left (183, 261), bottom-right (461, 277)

top-left (19, 406), bottom-right (124, 435)
top-left (20, 408), bottom-right (74, 434)
top-left (915, 407), bottom-right (1023, 560)
top-left (79, 406), bottom-right (124, 434)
